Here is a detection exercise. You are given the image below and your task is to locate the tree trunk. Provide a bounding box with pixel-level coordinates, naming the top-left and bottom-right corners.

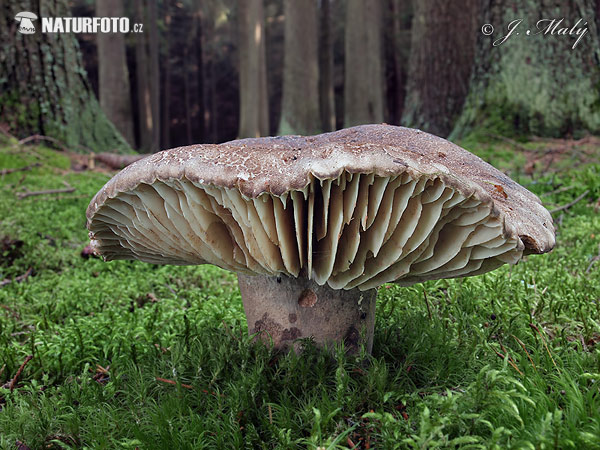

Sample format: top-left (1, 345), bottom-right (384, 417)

top-left (135, 0), bottom-right (153, 151)
top-left (238, 0), bottom-right (270, 138)
top-left (452, 0), bottom-right (600, 138)
top-left (194, 0), bottom-right (205, 143)
top-left (384, 0), bottom-right (411, 125)
top-left (148, 0), bottom-right (161, 150)
top-left (402, 0), bottom-right (477, 137)
top-left (183, 46), bottom-right (193, 144)
top-left (319, 0), bottom-right (336, 132)
top-left (162, 2), bottom-right (171, 149)
top-left (344, 0), bottom-right (384, 127)
top-left (96, 0), bottom-right (135, 146)
top-left (278, 0), bottom-right (320, 136)
top-left (0, 0), bottom-right (130, 153)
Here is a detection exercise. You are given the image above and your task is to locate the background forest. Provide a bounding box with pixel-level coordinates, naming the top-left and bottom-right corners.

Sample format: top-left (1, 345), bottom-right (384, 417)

top-left (1, 0), bottom-right (600, 448)
top-left (2, 0), bottom-right (600, 152)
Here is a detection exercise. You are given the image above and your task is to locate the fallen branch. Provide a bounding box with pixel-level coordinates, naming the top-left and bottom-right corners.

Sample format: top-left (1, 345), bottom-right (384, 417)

top-left (0, 163), bottom-right (41, 176)
top-left (0, 267), bottom-right (33, 288)
top-left (549, 190), bottom-right (590, 214)
top-left (586, 244), bottom-right (600, 274)
top-left (18, 134), bottom-right (71, 152)
top-left (541, 185), bottom-right (575, 197)
top-left (17, 134), bottom-right (94, 153)
top-left (17, 181), bottom-right (75, 199)
top-left (9, 355), bottom-right (33, 392)
top-left (95, 152), bottom-right (145, 170)
top-left (485, 133), bottom-right (531, 153)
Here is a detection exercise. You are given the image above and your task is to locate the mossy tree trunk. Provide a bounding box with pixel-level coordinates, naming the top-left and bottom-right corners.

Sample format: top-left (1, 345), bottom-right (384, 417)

top-left (402, 0), bottom-right (478, 137)
top-left (452, 0), bottom-right (600, 138)
top-left (0, 0), bottom-right (130, 153)
top-left (278, 0), bottom-right (320, 136)
top-left (96, 0), bottom-right (135, 147)
top-left (238, 0), bottom-right (269, 138)
top-left (344, 0), bottom-right (384, 127)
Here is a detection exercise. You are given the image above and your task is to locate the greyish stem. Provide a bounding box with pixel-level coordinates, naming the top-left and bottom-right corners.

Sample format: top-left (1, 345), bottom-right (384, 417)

top-left (237, 274), bottom-right (377, 353)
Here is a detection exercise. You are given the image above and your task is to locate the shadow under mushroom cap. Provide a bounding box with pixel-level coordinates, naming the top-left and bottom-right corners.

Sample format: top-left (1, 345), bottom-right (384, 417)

top-left (87, 124), bottom-right (555, 291)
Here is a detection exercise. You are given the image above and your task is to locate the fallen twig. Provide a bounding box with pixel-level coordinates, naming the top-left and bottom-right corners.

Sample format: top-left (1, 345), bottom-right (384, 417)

top-left (17, 181), bottom-right (75, 199)
top-left (423, 288), bottom-right (432, 320)
top-left (17, 134), bottom-right (93, 153)
top-left (0, 267), bottom-right (33, 288)
top-left (512, 335), bottom-right (537, 371)
top-left (18, 134), bottom-right (71, 152)
top-left (9, 355), bottom-right (33, 392)
top-left (0, 163), bottom-right (41, 176)
top-left (485, 133), bottom-right (531, 153)
top-left (155, 377), bottom-right (194, 390)
top-left (549, 190), bottom-right (590, 214)
top-left (222, 320), bottom-right (240, 342)
top-left (541, 185), bottom-right (575, 197)
top-left (586, 244), bottom-right (600, 274)
top-left (492, 347), bottom-right (524, 376)
top-left (529, 323), bottom-right (559, 372)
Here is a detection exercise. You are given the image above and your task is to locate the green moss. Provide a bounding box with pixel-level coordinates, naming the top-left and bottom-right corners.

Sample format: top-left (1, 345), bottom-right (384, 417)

top-left (0, 142), bottom-right (599, 448)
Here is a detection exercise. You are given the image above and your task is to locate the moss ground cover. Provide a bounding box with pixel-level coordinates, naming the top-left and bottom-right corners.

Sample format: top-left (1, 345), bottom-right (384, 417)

top-left (0, 135), bottom-right (599, 449)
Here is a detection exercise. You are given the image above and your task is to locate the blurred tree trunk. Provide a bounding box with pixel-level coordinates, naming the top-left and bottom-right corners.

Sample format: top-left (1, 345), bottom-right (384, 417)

top-left (0, 0), bottom-right (130, 152)
top-left (402, 0), bottom-right (477, 137)
top-left (319, 0), bottom-right (336, 132)
top-left (183, 45), bottom-right (193, 144)
top-left (344, 0), bottom-right (384, 127)
top-left (96, 0), bottom-right (134, 146)
top-left (148, 0), bottom-right (160, 150)
top-left (384, 0), bottom-right (411, 125)
top-left (193, 0), bottom-right (205, 142)
top-left (135, 0), bottom-right (152, 151)
top-left (162, 2), bottom-right (171, 149)
top-left (453, 0), bottom-right (600, 138)
top-left (238, 0), bottom-right (269, 138)
top-left (278, 0), bottom-right (320, 136)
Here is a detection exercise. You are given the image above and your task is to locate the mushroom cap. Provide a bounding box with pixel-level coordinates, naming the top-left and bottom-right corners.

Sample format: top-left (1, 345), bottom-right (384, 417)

top-left (87, 124), bottom-right (555, 291)
top-left (15, 11), bottom-right (38, 20)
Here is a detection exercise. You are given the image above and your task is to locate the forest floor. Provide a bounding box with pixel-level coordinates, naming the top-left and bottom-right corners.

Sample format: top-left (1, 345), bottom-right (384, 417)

top-left (0, 133), bottom-right (599, 449)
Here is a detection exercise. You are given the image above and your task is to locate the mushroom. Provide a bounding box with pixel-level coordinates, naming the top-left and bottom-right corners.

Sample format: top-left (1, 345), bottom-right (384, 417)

top-left (86, 125), bottom-right (555, 353)
top-left (15, 11), bottom-right (38, 34)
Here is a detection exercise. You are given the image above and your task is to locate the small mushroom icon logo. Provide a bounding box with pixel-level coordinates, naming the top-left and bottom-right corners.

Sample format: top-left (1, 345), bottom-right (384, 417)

top-left (15, 11), bottom-right (38, 34)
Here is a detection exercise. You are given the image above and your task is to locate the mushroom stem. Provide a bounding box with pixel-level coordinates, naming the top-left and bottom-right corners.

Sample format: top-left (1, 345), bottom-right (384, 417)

top-left (237, 274), bottom-right (377, 353)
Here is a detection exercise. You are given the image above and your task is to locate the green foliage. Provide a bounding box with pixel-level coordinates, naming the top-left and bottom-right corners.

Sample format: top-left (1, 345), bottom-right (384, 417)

top-left (0, 142), bottom-right (599, 448)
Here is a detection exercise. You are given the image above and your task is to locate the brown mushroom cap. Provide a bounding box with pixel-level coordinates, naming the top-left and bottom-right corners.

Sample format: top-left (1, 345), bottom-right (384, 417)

top-left (87, 124), bottom-right (555, 291)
